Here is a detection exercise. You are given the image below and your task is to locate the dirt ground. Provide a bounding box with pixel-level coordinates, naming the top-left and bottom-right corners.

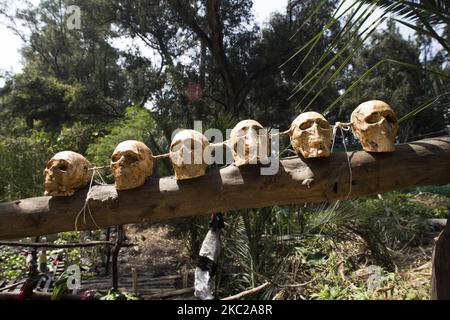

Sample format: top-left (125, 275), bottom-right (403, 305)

top-left (119, 222), bottom-right (191, 277)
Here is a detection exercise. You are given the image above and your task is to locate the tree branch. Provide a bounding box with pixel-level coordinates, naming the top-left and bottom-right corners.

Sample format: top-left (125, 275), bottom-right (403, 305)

top-left (222, 282), bottom-right (270, 300)
top-left (205, 0), bottom-right (236, 109)
top-left (168, 0), bottom-right (237, 112)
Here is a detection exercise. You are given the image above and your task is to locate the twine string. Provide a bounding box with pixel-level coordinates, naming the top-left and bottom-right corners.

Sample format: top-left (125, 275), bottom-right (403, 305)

top-left (74, 167), bottom-right (104, 231)
top-left (80, 121), bottom-right (354, 201)
top-left (331, 122), bottom-right (353, 200)
top-left (153, 153), bottom-right (170, 160)
top-left (210, 139), bottom-right (230, 148)
top-left (269, 128), bottom-right (292, 137)
top-left (88, 165), bottom-right (109, 171)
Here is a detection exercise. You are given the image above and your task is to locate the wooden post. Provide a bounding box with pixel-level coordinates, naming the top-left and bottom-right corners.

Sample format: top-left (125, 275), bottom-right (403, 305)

top-left (431, 213), bottom-right (450, 300)
top-left (105, 227), bottom-right (111, 276)
top-left (111, 226), bottom-right (124, 291)
top-left (132, 268), bottom-right (138, 295)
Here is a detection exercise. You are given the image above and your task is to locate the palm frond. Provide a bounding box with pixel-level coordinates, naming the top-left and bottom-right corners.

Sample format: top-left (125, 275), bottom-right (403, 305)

top-left (358, 0), bottom-right (450, 25)
top-left (323, 58), bottom-right (450, 114)
top-left (398, 92), bottom-right (450, 123)
top-left (357, 0), bottom-right (450, 53)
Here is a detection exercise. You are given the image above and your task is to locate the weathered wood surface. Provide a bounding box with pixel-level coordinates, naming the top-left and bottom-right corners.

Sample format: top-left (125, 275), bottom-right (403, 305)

top-left (0, 136), bottom-right (449, 240)
top-left (0, 241), bottom-right (134, 248)
top-left (431, 216), bottom-right (450, 300)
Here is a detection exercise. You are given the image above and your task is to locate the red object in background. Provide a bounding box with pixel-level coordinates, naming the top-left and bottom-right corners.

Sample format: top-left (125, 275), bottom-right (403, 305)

top-left (17, 281), bottom-right (33, 300)
top-left (185, 82), bottom-right (203, 103)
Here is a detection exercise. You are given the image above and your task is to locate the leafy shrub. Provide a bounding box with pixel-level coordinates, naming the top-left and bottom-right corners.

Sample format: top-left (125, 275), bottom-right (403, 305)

top-left (0, 131), bottom-right (52, 201)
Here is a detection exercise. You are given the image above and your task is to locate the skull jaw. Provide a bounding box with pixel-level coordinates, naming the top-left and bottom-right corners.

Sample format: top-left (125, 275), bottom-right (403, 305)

top-left (231, 137), bottom-right (269, 167)
top-left (298, 145), bottom-right (331, 158)
top-left (173, 164), bottom-right (207, 180)
top-left (44, 187), bottom-right (75, 197)
top-left (292, 136), bottom-right (332, 158)
top-left (234, 157), bottom-right (250, 167)
top-left (43, 173), bottom-right (76, 197)
top-left (360, 137), bottom-right (395, 152)
top-left (357, 127), bottom-right (396, 152)
top-left (170, 150), bottom-right (207, 180)
top-left (234, 153), bottom-right (268, 166)
top-left (43, 180), bottom-right (76, 197)
top-left (113, 168), bottom-right (148, 190)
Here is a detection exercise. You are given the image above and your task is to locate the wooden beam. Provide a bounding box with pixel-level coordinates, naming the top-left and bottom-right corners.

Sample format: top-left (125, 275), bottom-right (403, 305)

top-left (0, 136), bottom-right (449, 240)
top-left (0, 241), bottom-right (134, 248)
top-left (0, 291), bottom-right (80, 300)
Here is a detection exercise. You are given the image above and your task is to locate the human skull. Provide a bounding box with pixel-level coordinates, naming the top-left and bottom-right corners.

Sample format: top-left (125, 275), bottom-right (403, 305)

top-left (111, 140), bottom-right (154, 190)
top-left (351, 100), bottom-right (398, 152)
top-left (169, 130), bottom-right (210, 180)
top-left (229, 120), bottom-right (269, 166)
top-left (44, 151), bottom-right (93, 197)
top-left (290, 112), bottom-right (333, 158)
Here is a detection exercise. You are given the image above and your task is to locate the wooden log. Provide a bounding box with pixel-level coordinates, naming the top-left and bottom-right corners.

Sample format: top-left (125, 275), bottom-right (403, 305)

top-left (0, 136), bottom-right (449, 240)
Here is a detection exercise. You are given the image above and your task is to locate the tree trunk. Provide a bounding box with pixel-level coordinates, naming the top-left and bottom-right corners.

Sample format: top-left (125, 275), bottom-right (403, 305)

top-left (0, 136), bottom-right (449, 240)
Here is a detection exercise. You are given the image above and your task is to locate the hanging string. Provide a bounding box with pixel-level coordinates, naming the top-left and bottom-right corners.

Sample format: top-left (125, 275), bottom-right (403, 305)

top-left (88, 165), bottom-right (110, 171)
top-left (73, 122), bottom-right (355, 193)
top-left (331, 122), bottom-right (353, 200)
top-left (96, 168), bottom-right (107, 185)
top-left (269, 128), bottom-right (292, 137)
top-left (153, 153), bottom-right (170, 160)
top-left (74, 167), bottom-right (104, 231)
top-left (210, 139), bottom-right (230, 148)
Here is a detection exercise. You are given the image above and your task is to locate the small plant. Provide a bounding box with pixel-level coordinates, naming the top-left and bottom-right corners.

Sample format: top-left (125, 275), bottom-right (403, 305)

top-left (96, 289), bottom-right (140, 300)
top-left (0, 247), bottom-right (27, 279)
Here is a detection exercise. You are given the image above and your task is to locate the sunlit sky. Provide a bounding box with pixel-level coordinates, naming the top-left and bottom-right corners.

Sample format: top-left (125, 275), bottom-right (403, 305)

top-left (0, 0), bottom-right (434, 76)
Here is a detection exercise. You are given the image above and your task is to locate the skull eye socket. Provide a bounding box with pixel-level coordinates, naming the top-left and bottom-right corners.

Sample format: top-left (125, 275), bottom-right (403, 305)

top-left (235, 126), bottom-right (261, 138)
top-left (57, 163), bottom-right (68, 172)
top-left (299, 120), bottom-right (314, 130)
top-left (365, 113), bottom-right (383, 124)
top-left (250, 126), bottom-right (262, 134)
top-left (316, 119), bottom-right (331, 129)
top-left (384, 113), bottom-right (397, 124)
top-left (171, 140), bottom-right (183, 152)
top-left (124, 153), bottom-right (139, 165)
top-left (111, 154), bottom-right (121, 163)
top-left (234, 128), bottom-right (247, 138)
